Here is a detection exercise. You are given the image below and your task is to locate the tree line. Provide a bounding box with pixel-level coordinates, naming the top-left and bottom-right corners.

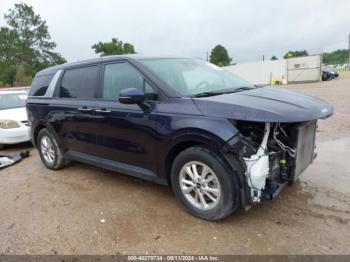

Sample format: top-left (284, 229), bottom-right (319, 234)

top-left (0, 3), bottom-right (348, 87)
top-left (0, 3), bottom-right (66, 87)
top-left (0, 3), bottom-right (139, 87)
top-left (322, 49), bottom-right (349, 65)
top-left (271, 49), bottom-right (349, 65)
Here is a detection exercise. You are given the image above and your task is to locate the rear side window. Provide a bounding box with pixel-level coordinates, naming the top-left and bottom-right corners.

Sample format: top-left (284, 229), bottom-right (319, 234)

top-left (29, 74), bottom-right (54, 96)
top-left (60, 66), bottom-right (99, 99)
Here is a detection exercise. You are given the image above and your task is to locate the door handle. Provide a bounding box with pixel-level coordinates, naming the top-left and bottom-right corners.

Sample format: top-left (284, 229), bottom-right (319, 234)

top-left (95, 108), bottom-right (111, 113)
top-left (78, 107), bottom-right (93, 112)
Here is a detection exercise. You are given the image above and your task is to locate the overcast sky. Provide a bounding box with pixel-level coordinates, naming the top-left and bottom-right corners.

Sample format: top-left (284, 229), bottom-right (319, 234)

top-left (1, 0), bottom-right (349, 63)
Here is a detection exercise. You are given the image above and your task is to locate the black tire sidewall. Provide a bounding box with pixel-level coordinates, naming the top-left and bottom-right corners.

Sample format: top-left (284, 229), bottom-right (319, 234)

top-left (171, 147), bottom-right (240, 221)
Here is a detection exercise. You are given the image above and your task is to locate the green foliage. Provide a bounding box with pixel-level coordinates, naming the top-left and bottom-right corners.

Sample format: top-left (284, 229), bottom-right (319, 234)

top-left (0, 3), bottom-right (65, 86)
top-left (14, 64), bottom-right (26, 86)
top-left (92, 38), bottom-right (136, 56)
top-left (24, 74), bottom-right (33, 85)
top-left (283, 50), bottom-right (309, 59)
top-left (0, 27), bottom-right (21, 64)
top-left (323, 49), bottom-right (349, 65)
top-left (0, 63), bottom-right (17, 86)
top-left (209, 45), bottom-right (232, 67)
top-left (270, 56), bottom-right (278, 60)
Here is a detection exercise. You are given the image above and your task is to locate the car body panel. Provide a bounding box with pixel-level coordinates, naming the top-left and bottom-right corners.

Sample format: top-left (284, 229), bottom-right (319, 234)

top-left (0, 125), bottom-right (30, 144)
top-left (193, 87), bottom-right (333, 123)
top-left (155, 98), bottom-right (240, 180)
top-left (91, 99), bottom-right (159, 173)
top-left (0, 92), bottom-right (31, 145)
top-left (27, 98), bottom-right (98, 155)
top-left (0, 107), bottom-right (28, 122)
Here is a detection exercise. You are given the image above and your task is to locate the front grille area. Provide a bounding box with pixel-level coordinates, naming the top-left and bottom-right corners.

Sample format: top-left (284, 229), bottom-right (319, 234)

top-left (291, 120), bottom-right (317, 180)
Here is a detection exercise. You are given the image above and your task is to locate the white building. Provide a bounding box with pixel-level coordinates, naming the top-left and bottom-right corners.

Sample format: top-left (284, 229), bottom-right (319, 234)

top-left (225, 55), bottom-right (322, 85)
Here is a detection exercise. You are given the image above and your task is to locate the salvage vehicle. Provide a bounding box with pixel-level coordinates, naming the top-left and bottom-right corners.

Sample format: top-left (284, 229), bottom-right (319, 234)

top-left (26, 56), bottom-right (333, 220)
top-left (322, 68), bottom-right (339, 81)
top-left (0, 90), bottom-right (31, 149)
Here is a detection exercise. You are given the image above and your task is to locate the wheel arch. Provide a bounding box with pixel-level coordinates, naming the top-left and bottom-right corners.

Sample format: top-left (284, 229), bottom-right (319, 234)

top-left (161, 130), bottom-right (230, 186)
top-left (33, 122), bottom-right (61, 148)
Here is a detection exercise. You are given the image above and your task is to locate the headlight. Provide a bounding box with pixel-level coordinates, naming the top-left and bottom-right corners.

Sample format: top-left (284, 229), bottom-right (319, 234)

top-left (0, 119), bottom-right (21, 129)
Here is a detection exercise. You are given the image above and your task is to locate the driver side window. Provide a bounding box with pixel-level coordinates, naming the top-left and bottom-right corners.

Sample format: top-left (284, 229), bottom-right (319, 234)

top-left (103, 62), bottom-right (157, 101)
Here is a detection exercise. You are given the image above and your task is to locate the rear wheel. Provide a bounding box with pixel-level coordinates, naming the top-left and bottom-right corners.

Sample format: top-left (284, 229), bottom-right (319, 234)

top-left (171, 146), bottom-right (240, 221)
top-left (37, 128), bottom-right (65, 170)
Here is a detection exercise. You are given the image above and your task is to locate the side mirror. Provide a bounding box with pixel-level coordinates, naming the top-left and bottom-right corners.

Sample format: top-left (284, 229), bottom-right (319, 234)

top-left (119, 88), bottom-right (145, 104)
top-left (119, 87), bottom-right (150, 111)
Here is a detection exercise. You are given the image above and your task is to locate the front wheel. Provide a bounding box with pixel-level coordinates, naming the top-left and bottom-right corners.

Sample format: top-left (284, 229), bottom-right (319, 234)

top-left (171, 146), bottom-right (240, 221)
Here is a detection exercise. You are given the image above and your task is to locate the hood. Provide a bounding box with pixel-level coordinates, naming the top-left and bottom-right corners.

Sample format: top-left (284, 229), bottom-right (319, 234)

top-left (0, 107), bottom-right (28, 122)
top-left (193, 87), bottom-right (333, 123)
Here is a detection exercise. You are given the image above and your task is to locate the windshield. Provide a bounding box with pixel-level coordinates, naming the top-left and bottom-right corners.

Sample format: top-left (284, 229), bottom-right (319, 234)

top-left (140, 58), bottom-right (254, 96)
top-left (0, 93), bottom-right (26, 110)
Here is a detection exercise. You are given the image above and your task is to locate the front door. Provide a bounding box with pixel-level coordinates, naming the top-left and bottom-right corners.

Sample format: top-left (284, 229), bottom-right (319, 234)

top-left (92, 62), bottom-right (159, 173)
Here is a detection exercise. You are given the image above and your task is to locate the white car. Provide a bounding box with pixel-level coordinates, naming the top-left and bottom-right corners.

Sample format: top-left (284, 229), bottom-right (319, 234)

top-left (0, 90), bottom-right (31, 149)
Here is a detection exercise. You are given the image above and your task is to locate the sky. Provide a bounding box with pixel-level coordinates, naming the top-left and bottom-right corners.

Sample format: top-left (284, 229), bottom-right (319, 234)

top-left (0, 0), bottom-right (349, 63)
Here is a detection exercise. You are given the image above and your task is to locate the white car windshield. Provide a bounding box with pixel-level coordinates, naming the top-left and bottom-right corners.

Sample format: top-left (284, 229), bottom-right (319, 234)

top-left (0, 93), bottom-right (26, 110)
top-left (140, 58), bottom-right (254, 96)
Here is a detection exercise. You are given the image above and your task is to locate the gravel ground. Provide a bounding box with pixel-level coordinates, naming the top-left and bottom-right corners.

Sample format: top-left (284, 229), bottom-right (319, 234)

top-left (0, 73), bottom-right (349, 255)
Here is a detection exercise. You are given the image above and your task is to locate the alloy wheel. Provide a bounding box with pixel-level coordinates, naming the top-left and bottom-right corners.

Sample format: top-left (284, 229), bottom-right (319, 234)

top-left (40, 136), bottom-right (55, 164)
top-left (179, 161), bottom-right (221, 210)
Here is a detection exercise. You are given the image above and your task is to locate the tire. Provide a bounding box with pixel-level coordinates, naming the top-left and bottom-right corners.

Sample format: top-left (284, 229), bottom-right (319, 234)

top-left (37, 128), bottom-right (65, 170)
top-left (170, 146), bottom-right (240, 221)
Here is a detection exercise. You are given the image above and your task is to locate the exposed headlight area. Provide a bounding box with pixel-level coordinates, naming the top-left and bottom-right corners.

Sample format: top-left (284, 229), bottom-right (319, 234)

top-left (0, 119), bottom-right (21, 129)
top-left (232, 120), bottom-right (317, 204)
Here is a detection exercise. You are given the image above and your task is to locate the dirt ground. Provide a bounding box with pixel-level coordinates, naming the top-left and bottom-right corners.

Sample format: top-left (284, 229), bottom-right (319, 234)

top-left (0, 73), bottom-right (350, 255)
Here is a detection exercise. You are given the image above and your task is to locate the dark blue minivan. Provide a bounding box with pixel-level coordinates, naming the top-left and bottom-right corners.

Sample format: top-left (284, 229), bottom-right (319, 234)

top-left (27, 55), bottom-right (333, 220)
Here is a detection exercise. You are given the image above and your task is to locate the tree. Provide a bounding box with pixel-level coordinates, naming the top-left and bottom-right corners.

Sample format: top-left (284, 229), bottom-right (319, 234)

top-left (0, 3), bottom-right (65, 86)
top-left (322, 49), bottom-right (348, 65)
top-left (92, 38), bottom-right (136, 56)
top-left (270, 56), bottom-right (278, 60)
top-left (4, 3), bottom-right (66, 65)
top-left (0, 27), bottom-right (20, 85)
top-left (14, 64), bottom-right (25, 86)
top-left (283, 50), bottom-right (309, 59)
top-left (0, 63), bottom-right (17, 86)
top-left (0, 27), bottom-right (21, 64)
top-left (209, 45), bottom-right (232, 67)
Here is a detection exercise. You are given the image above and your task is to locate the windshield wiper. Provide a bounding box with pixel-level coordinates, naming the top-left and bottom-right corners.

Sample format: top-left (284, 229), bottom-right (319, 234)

top-left (191, 87), bottom-right (254, 98)
top-left (230, 86), bottom-right (254, 92)
top-left (191, 91), bottom-right (227, 98)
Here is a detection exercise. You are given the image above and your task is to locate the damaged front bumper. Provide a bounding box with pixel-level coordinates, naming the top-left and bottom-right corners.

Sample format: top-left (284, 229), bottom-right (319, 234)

top-left (223, 120), bottom-right (318, 209)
